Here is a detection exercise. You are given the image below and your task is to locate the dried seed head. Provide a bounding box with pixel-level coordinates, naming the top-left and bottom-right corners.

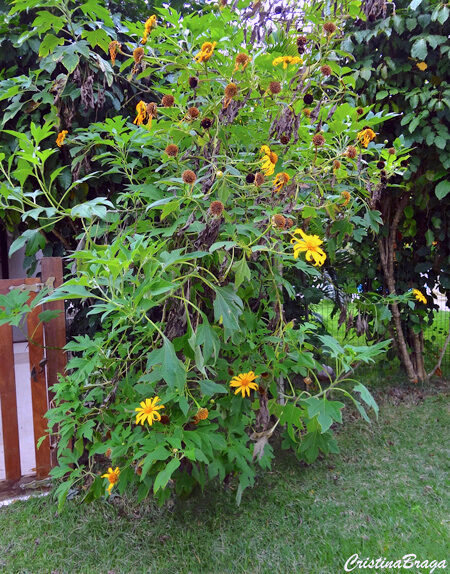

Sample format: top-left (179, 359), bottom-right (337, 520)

top-left (400, 159), bottom-right (408, 167)
top-left (188, 106), bottom-right (200, 118)
top-left (280, 135), bottom-right (290, 144)
top-left (105, 448), bottom-right (112, 458)
top-left (224, 82), bottom-right (238, 98)
top-left (246, 173), bottom-right (256, 184)
top-left (254, 172), bottom-right (265, 186)
top-left (388, 147), bottom-right (396, 155)
top-left (341, 191), bottom-right (351, 205)
top-left (323, 21), bottom-right (337, 34)
top-left (133, 47), bottom-right (144, 63)
top-left (272, 214), bottom-right (286, 229)
top-left (356, 107), bottom-right (364, 115)
top-left (136, 466), bottom-right (143, 475)
top-left (303, 93), bottom-right (314, 105)
top-left (346, 145), bottom-right (357, 159)
top-left (146, 102), bottom-right (157, 118)
top-left (333, 159), bottom-right (341, 170)
top-left (161, 94), bottom-right (175, 107)
top-left (182, 169), bottom-right (197, 184)
top-left (380, 169), bottom-right (387, 176)
top-left (285, 218), bottom-right (294, 229)
top-left (165, 144), bottom-right (179, 157)
top-left (304, 376), bottom-right (312, 386)
top-left (312, 132), bottom-right (325, 147)
top-left (303, 108), bottom-right (311, 117)
top-left (201, 117), bottom-right (213, 129)
top-left (377, 161), bottom-right (385, 169)
top-left (380, 176), bottom-right (388, 184)
top-left (209, 200), bottom-right (224, 216)
top-left (189, 76), bottom-right (199, 89)
top-left (160, 414), bottom-right (170, 425)
top-left (196, 408), bottom-right (209, 421)
top-left (269, 81), bottom-right (282, 94)
top-left (320, 64), bottom-right (332, 76)
top-left (235, 53), bottom-right (250, 69)
top-left (297, 36), bottom-right (307, 46)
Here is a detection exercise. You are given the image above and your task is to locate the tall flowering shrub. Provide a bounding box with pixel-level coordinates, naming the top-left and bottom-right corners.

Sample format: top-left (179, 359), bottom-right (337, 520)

top-left (0, 1), bottom-right (404, 507)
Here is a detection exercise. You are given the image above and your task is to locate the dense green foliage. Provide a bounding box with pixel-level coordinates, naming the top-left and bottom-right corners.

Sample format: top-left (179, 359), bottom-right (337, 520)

top-left (0, 0), bottom-right (446, 506)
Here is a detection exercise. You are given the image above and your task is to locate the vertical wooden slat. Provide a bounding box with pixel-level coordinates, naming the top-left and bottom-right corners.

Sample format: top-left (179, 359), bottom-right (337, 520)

top-left (41, 257), bottom-right (66, 468)
top-left (0, 323), bottom-right (21, 481)
top-left (27, 294), bottom-right (50, 478)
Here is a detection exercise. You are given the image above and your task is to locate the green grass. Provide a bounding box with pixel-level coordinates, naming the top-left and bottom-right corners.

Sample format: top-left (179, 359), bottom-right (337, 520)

top-left (0, 389), bottom-right (448, 574)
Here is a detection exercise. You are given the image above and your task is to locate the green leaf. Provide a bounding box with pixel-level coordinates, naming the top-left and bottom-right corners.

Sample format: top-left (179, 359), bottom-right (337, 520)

top-left (213, 285), bottom-right (244, 341)
top-left (141, 446), bottom-right (171, 479)
top-left (39, 33), bottom-right (64, 57)
top-left (153, 458), bottom-right (181, 493)
top-left (435, 180), bottom-right (450, 200)
top-left (38, 309), bottom-right (62, 322)
top-left (411, 38), bottom-right (427, 60)
top-left (304, 397), bottom-right (345, 433)
top-left (146, 337), bottom-right (186, 392)
top-left (199, 380), bottom-right (227, 395)
top-left (233, 255), bottom-right (251, 288)
top-left (82, 28), bottom-right (111, 53)
top-left (409, 0), bottom-right (423, 10)
top-left (353, 383), bottom-right (379, 418)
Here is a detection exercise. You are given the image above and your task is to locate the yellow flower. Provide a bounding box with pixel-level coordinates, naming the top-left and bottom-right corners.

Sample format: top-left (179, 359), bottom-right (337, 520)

top-left (133, 101), bottom-right (147, 125)
top-left (273, 172), bottom-right (290, 192)
top-left (412, 289), bottom-right (426, 304)
top-left (108, 41), bottom-right (121, 66)
top-left (291, 228), bottom-right (326, 267)
top-left (416, 61), bottom-right (427, 71)
top-left (357, 128), bottom-right (376, 148)
top-left (56, 130), bottom-right (68, 147)
top-left (230, 371), bottom-right (259, 398)
top-left (135, 396), bottom-right (165, 425)
top-left (272, 56), bottom-right (302, 69)
top-left (194, 41), bottom-right (217, 63)
top-left (260, 145), bottom-right (278, 176)
top-left (141, 15), bottom-right (157, 45)
top-left (101, 467), bottom-right (120, 495)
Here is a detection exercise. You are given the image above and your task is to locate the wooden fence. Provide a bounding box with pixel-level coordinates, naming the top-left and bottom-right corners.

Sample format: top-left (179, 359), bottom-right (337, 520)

top-left (0, 257), bottom-right (66, 486)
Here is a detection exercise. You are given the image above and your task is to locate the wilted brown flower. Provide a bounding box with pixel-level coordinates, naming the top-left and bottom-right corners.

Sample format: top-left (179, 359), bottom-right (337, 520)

top-left (269, 81), bottom-right (282, 94)
top-left (320, 64), bottom-right (332, 76)
top-left (133, 47), bottom-right (144, 63)
top-left (272, 214), bottom-right (286, 229)
top-left (333, 159), bottom-right (341, 170)
top-left (297, 36), bottom-right (307, 48)
top-left (234, 52), bottom-right (250, 72)
top-left (377, 161), bottom-right (385, 169)
top-left (380, 170), bottom-right (387, 177)
top-left (188, 106), bottom-right (200, 119)
top-left (341, 191), bottom-right (351, 206)
top-left (254, 172), bottom-right (265, 186)
top-left (246, 173), bottom-right (256, 184)
top-left (303, 93), bottom-right (314, 105)
top-left (223, 82), bottom-right (238, 108)
top-left (285, 218), bottom-right (294, 229)
top-left (346, 145), bottom-right (357, 159)
top-left (161, 94), bottom-right (175, 107)
top-left (388, 147), bottom-right (396, 155)
top-left (189, 76), bottom-right (199, 89)
top-left (323, 21), bottom-right (337, 34)
top-left (165, 144), bottom-right (179, 157)
top-left (356, 107), bottom-right (364, 115)
top-left (182, 169), bottom-right (197, 184)
top-left (209, 200), bottom-right (224, 216)
top-left (201, 117), bottom-right (213, 129)
top-left (146, 102), bottom-right (158, 118)
top-left (136, 466), bottom-right (143, 476)
top-left (304, 376), bottom-right (312, 386)
top-left (105, 448), bottom-right (112, 459)
top-left (312, 132), bottom-right (325, 147)
top-left (303, 108), bottom-right (311, 117)
top-left (280, 135), bottom-right (290, 144)
top-left (160, 414), bottom-right (170, 425)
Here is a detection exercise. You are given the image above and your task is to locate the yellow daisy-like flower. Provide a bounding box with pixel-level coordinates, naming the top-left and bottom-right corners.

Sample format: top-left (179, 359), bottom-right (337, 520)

top-left (291, 228), bottom-right (326, 267)
top-left (416, 61), bottom-right (427, 71)
top-left (133, 101), bottom-right (147, 125)
top-left (194, 41), bottom-right (217, 63)
top-left (412, 289), bottom-right (426, 304)
top-left (56, 130), bottom-right (68, 147)
top-left (230, 371), bottom-right (259, 398)
top-left (101, 467), bottom-right (120, 495)
top-left (260, 145), bottom-right (278, 176)
top-left (273, 172), bottom-right (290, 192)
top-left (135, 396), bottom-right (165, 425)
top-left (272, 56), bottom-right (302, 69)
top-left (140, 15), bottom-right (157, 45)
top-left (357, 128), bottom-right (376, 148)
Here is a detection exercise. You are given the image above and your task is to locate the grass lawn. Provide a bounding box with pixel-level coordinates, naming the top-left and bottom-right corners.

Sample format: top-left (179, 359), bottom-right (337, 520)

top-left (0, 386), bottom-right (448, 574)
